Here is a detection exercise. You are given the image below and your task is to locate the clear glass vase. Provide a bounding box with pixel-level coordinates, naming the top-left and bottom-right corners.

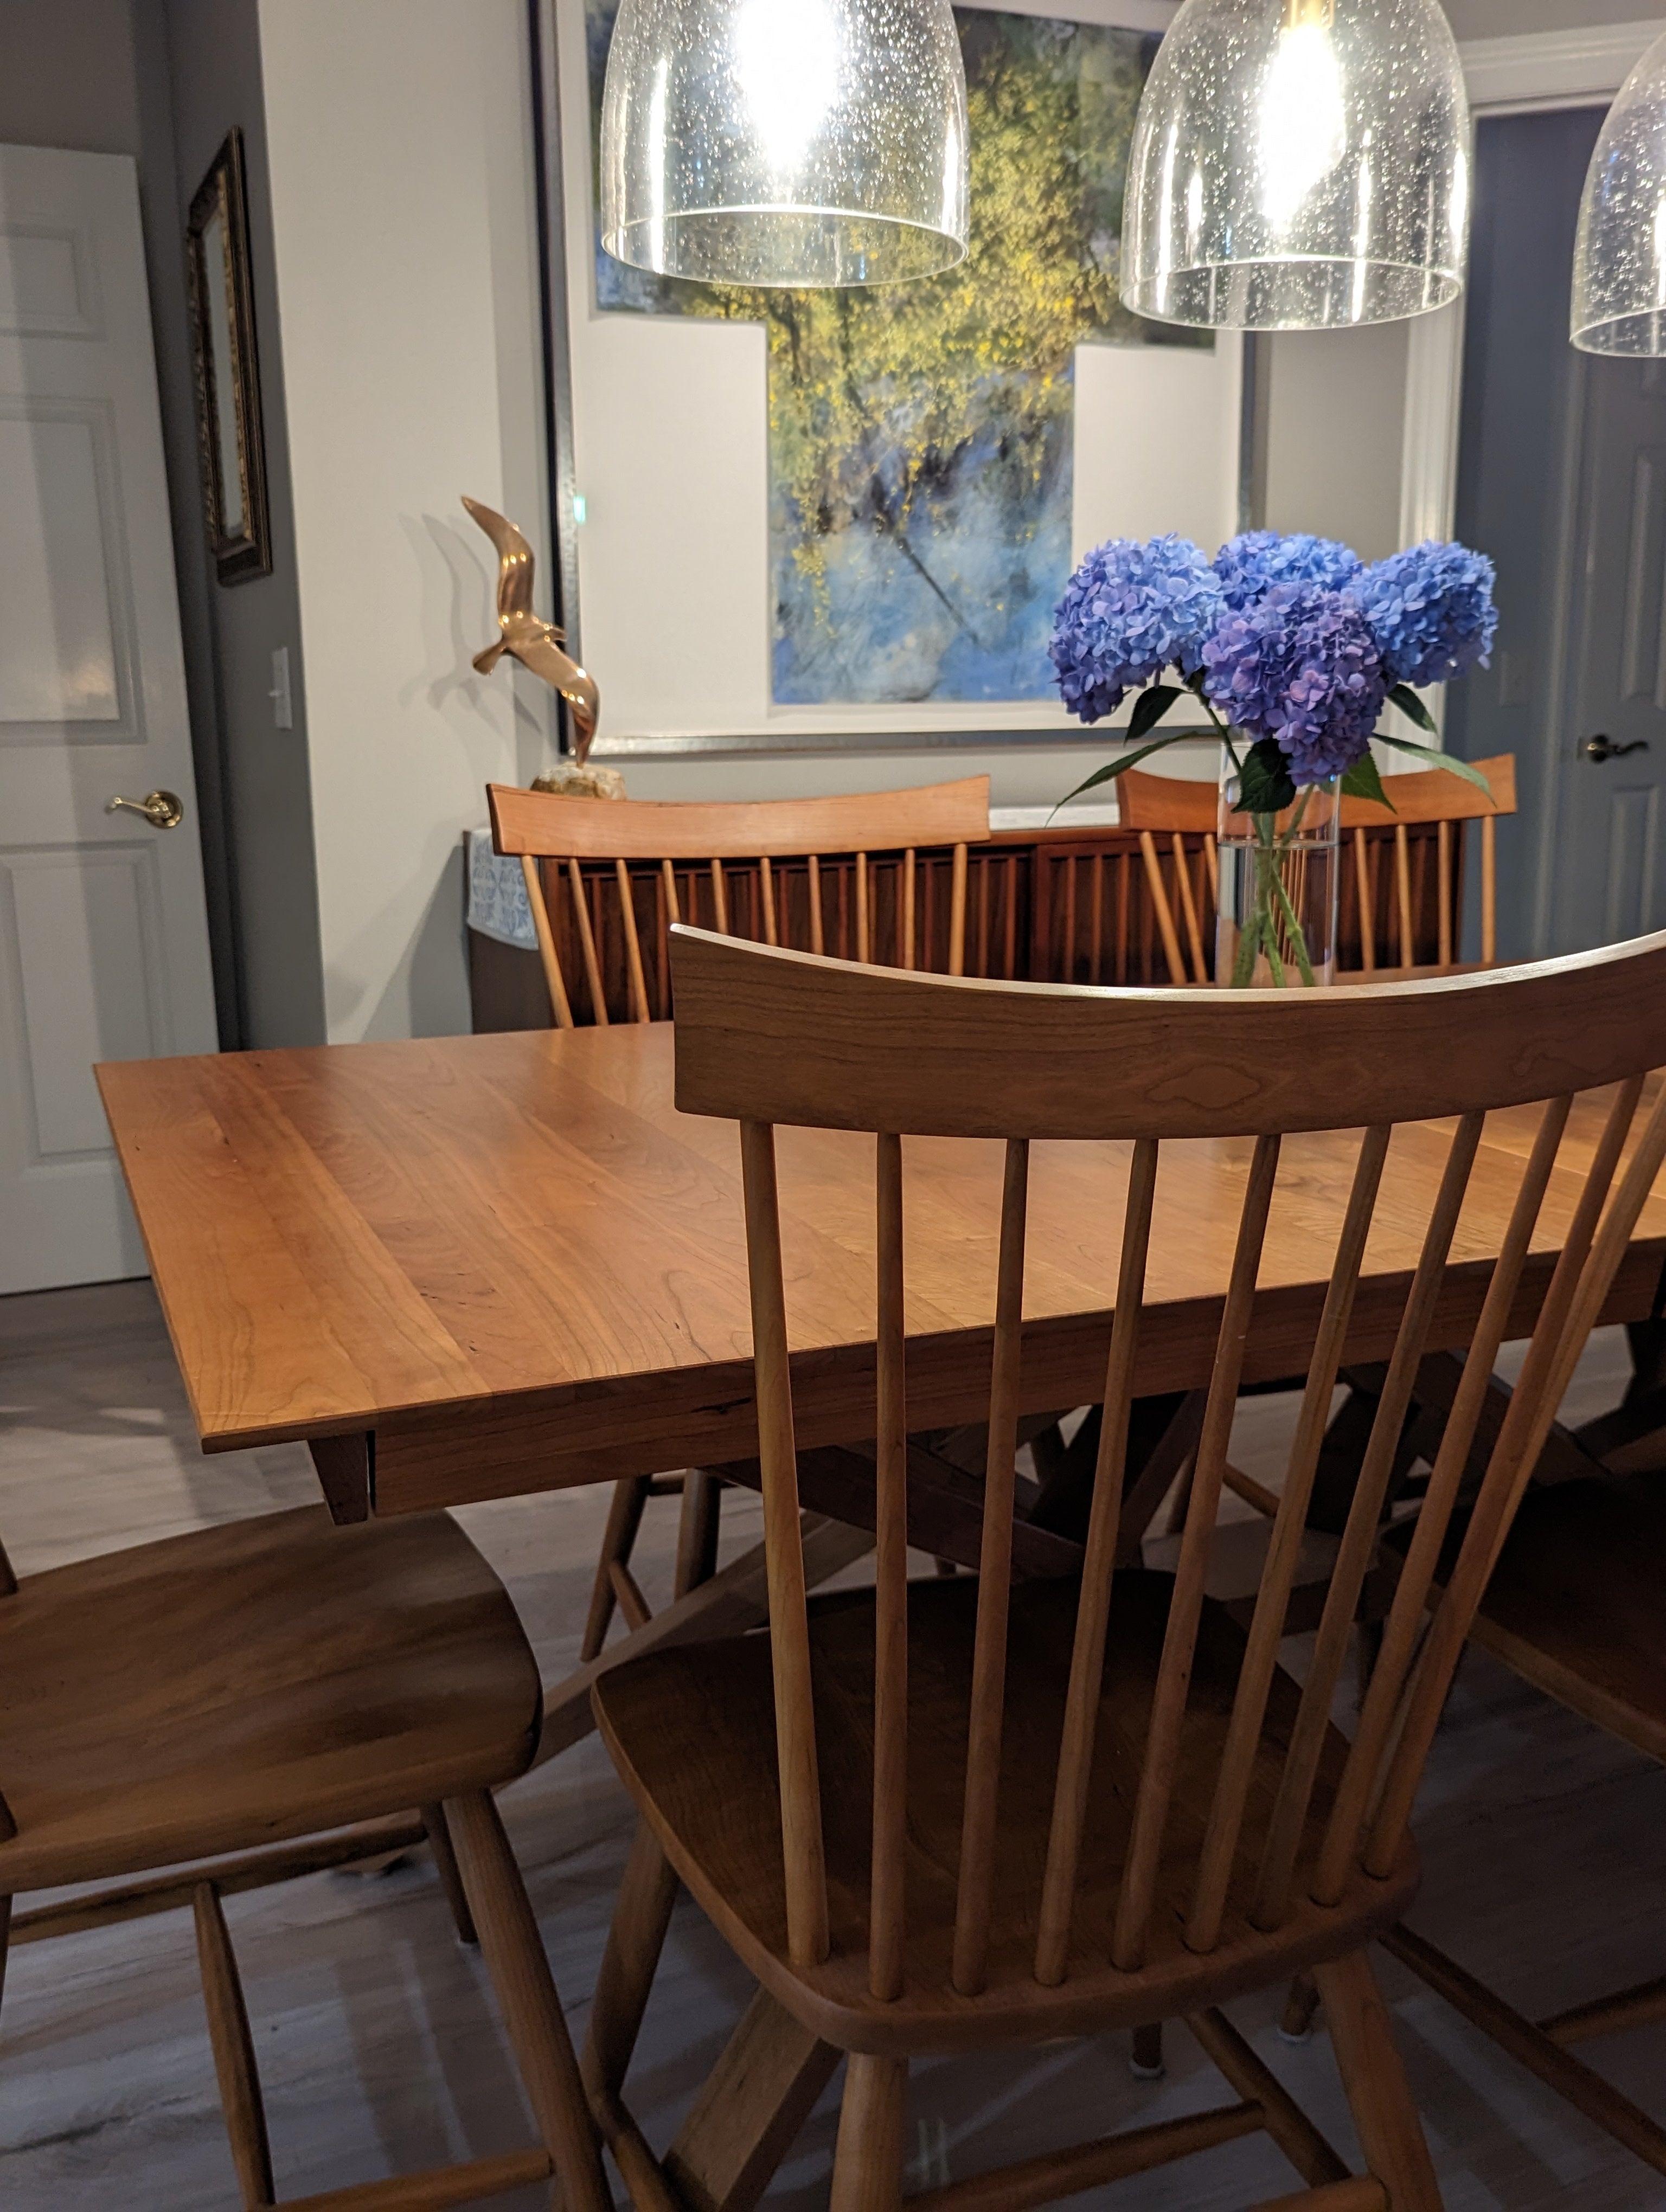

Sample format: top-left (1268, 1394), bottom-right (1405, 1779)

top-left (1215, 747), bottom-right (1341, 988)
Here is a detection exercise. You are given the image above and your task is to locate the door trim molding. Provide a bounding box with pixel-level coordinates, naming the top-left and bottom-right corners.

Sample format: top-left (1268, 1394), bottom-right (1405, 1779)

top-left (1460, 22), bottom-right (1661, 118)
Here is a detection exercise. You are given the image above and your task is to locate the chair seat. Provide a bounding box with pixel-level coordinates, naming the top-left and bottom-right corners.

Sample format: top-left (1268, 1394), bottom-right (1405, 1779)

top-left (0, 1506), bottom-right (541, 1892)
top-left (592, 1572), bottom-right (1419, 2057)
top-left (1445, 1474), bottom-right (1666, 1765)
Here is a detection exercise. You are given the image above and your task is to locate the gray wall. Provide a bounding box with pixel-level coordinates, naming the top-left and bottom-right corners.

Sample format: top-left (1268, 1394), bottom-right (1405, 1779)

top-left (157, 0), bottom-right (324, 1048)
top-left (0, 0), bottom-right (142, 151)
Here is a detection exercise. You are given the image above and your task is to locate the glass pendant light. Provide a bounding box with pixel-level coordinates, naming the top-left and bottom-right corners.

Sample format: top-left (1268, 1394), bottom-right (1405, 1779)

top-left (1572, 30), bottom-right (1666, 355)
top-left (1122, 0), bottom-right (1470, 331)
top-left (600, 0), bottom-right (969, 288)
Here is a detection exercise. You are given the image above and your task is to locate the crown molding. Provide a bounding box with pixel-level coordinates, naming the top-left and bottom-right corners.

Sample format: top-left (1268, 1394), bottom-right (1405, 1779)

top-left (1460, 20), bottom-right (1663, 113)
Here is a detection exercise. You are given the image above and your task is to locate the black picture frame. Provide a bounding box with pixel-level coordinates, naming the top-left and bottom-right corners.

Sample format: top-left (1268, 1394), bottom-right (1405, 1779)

top-left (187, 128), bottom-right (272, 584)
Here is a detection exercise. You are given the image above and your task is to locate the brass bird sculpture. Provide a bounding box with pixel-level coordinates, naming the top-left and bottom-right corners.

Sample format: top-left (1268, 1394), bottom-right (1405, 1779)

top-left (463, 496), bottom-right (600, 762)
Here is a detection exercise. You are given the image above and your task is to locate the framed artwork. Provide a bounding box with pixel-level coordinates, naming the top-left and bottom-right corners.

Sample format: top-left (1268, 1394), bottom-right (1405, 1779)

top-left (187, 128), bottom-right (271, 584)
top-left (536, 0), bottom-right (1240, 753)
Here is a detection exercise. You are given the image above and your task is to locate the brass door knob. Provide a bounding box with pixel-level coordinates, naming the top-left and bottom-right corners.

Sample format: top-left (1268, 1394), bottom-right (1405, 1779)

top-left (107, 790), bottom-right (185, 828)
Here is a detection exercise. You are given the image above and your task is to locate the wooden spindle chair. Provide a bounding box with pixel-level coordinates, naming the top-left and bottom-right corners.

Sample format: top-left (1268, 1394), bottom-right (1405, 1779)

top-left (1114, 755), bottom-right (1517, 982)
top-left (488, 776), bottom-right (992, 1664)
top-left (584, 923), bottom-right (1666, 2212)
top-left (488, 776), bottom-right (990, 1030)
top-left (0, 1508), bottom-right (608, 2212)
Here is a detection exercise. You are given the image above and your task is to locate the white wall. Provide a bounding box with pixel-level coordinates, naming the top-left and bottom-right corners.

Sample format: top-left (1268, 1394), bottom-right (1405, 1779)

top-left (257, 0), bottom-right (554, 1042)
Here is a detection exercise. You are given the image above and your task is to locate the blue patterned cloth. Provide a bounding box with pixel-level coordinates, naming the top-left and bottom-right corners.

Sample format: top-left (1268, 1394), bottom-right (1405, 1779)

top-left (467, 829), bottom-right (538, 951)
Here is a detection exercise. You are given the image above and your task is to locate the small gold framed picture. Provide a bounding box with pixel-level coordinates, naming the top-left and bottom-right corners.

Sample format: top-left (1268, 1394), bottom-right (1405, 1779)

top-left (187, 128), bottom-right (271, 584)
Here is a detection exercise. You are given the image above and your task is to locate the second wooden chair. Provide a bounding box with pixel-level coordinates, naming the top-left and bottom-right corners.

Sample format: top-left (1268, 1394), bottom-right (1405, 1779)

top-left (487, 776), bottom-right (993, 1669)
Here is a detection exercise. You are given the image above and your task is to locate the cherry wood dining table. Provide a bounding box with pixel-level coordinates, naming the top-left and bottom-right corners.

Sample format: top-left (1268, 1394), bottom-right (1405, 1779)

top-left (98, 1019), bottom-right (1666, 1753)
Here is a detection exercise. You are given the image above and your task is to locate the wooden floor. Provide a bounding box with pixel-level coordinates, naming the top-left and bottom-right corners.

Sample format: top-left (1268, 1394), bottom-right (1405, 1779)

top-left (2, 1279), bottom-right (1664, 2210)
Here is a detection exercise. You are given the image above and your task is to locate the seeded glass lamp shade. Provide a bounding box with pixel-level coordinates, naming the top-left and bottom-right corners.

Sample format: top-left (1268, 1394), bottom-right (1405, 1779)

top-left (1572, 31), bottom-right (1666, 354)
top-left (599, 0), bottom-right (969, 288)
top-left (1122, 0), bottom-right (1470, 331)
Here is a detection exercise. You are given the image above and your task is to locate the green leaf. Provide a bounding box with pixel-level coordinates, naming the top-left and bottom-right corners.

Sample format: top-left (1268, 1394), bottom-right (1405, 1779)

top-left (1049, 732), bottom-right (1189, 817)
top-left (1127, 684), bottom-right (1183, 743)
top-left (1374, 734), bottom-right (1496, 797)
top-left (1231, 737), bottom-right (1297, 817)
top-left (1341, 753), bottom-right (1395, 812)
top-left (1386, 683), bottom-right (1439, 736)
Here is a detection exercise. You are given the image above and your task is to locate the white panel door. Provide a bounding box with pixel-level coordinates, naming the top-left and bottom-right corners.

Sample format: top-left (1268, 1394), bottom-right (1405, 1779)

top-left (0, 145), bottom-right (217, 1293)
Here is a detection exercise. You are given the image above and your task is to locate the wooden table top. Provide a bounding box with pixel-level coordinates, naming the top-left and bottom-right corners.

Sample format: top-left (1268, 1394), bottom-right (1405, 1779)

top-left (98, 1025), bottom-right (1666, 1519)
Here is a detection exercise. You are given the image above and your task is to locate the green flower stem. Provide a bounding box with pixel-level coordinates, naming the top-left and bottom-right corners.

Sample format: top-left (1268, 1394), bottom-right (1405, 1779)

top-left (1270, 864), bottom-right (1318, 988)
top-left (1230, 897), bottom-right (1263, 988)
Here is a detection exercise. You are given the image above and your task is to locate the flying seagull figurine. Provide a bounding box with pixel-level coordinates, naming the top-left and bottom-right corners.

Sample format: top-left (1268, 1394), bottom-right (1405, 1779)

top-left (463, 496), bottom-right (600, 762)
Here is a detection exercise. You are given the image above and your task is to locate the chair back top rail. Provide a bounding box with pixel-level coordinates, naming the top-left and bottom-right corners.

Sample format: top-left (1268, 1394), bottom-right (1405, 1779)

top-left (1113, 754), bottom-right (1517, 835)
top-left (488, 777), bottom-right (992, 861)
top-left (670, 924), bottom-right (1666, 1141)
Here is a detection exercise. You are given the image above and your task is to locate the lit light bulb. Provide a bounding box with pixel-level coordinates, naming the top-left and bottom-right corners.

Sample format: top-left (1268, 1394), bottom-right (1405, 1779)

top-left (1259, 12), bottom-right (1346, 234)
top-left (735, 0), bottom-right (840, 171)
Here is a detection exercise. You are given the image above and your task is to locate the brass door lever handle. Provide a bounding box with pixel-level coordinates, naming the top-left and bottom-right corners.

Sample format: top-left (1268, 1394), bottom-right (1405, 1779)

top-left (1585, 735), bottom-right (1650, 763)
top-left (107, 790), bottom-right (185, 828)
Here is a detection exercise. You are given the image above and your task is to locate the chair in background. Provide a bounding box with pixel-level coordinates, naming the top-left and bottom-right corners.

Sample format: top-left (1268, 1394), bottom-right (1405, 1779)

top-left (1113, 755), bottom-right (1517, 983)
top-left (487, 777), bottom-right (991, 1029)
top-left (578, 921), bottom-right (1666, 2212)
top-left (488, 776), bottom-right (993, 1668)
top-left (0, 1507), bottom-right (608, 2212)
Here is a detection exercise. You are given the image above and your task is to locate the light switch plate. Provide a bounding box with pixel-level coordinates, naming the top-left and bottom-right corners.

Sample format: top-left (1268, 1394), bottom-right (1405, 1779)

top-left (269, 645), bottom-right (293, 731)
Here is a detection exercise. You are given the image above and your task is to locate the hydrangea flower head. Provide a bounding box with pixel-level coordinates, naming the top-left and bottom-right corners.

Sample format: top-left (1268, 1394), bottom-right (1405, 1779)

top-left (1213, 531), bottom-right (1363, 612)
top-left (1050, 533), bottom-right (1227, 724)
top-left (1356, 541), bottom-right (1498, 689)
top-left (1201, 583), bottom-right (1387, 783)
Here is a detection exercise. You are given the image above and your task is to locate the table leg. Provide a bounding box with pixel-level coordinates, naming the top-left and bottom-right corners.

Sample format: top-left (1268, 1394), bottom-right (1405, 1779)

top-left (664, 1988), bottom-right (842, 2212)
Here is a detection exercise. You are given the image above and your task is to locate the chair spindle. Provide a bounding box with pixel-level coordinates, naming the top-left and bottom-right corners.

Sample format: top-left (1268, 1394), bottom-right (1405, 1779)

top-left (872, 1131), bottom-right (909, 2001)
top-left (1353, 831), bottom-right (1375, 975)
top-left (1313, 1094), bottom-right (1573, 1907)
top-left (1366, 1075), bottom-right (1652, 1880)
top-left (952, 1138), bottom-right (1031, 1997)
top-left (1186, 1124), bottom-right (1392, 1956)
top-left (1035, 1137), bottom-right (1161, 1986)
top-left (566, 858), bottom-right (609, 1025)
top-left (738, 1119), bottom-right (830, 1969)
top-left (521, 858), bottom-right (574, 1027)
top-left (1112, 1134), bottom-right (1281, 1972)
top-left (1172, 832), bottom-right (1207, 982)
top-left (1252, 1111), bottom-right (1486, 1933)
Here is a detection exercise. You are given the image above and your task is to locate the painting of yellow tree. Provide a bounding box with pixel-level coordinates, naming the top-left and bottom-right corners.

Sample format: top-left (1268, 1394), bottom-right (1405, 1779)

top-left (585, 4), bottom-right (1206, 704)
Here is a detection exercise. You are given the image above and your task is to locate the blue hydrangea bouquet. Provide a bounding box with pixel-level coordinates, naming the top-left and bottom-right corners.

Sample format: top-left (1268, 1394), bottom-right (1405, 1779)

top-left (1050, 531), bottom-right (1498, 987)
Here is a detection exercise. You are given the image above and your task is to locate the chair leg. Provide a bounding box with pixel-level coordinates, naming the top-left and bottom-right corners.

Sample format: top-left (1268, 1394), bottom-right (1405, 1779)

top-left (1315, 1950), bottom-right (1443, 2212)
top-left (830, 2054), bottom-right (907, 2212)
top-left (421, 1802), bottom-right (478, 1947)
top-left (1282, 1971), bottom-right (1321, 2044)
top-left (582, 1476), bottom-right (652, 1661)
top-left (674, 1469), bottom-right (723, 1598)
top-left (0, 1894), bottom-right (11, 2022)
top-left (444, 1790), bottom-right (610, 2212)
top-left (581, 1818), bottom-right (679, 2105)
top-left (1130, 2021), bottom-right (1165, 2078)
top-left (193, 1882), bottom-right (276, 2210)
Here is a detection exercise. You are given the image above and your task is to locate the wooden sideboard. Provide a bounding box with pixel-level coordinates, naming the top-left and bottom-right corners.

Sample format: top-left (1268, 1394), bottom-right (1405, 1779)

top-left (468, 817), bottom-right (1463, 1033)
